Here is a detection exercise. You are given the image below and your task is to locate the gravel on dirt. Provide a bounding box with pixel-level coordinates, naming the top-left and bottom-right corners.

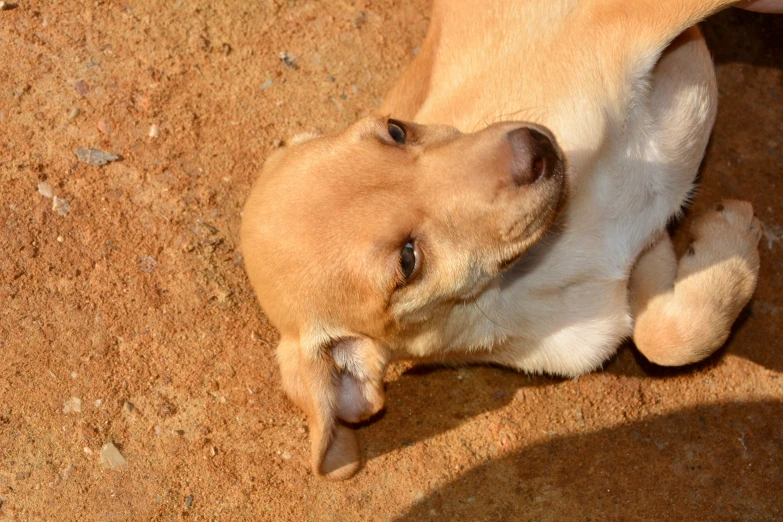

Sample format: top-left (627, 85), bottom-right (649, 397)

top-left (52, 196), bottom-right (70, 216)
top-left (37, 182), bottom-right (53, 198)
top-left (100, 443), bottom-right (127, 469)
top-left (74, 148), bottom-right (119, 166)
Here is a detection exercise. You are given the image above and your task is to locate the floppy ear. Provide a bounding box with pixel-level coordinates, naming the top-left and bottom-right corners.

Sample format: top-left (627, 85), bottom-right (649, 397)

top-left (276, 335), bottom-right (387, 480)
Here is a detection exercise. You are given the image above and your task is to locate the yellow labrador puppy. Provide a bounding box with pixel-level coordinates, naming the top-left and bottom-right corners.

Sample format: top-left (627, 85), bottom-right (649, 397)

top-left (241, 0), bottom-right (762, 480)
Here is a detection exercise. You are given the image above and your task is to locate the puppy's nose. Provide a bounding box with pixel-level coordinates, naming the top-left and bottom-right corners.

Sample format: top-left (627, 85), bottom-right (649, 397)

top-left (506, 127), bottom-right (560, 186)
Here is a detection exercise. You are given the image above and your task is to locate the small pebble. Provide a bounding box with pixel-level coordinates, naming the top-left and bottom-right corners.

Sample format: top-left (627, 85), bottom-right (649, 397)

top-left (139, 255), bottom-right (157, 273)
top-left (97, 118), bottom-right (115, 135)
top-left (467, 497), bottom-right (476, 504)
top-left (185, 494), bottom-right (194, 508)
top-left (74, 80), bottom-right (90, 97)
top-left (148, 124), bottom-right (160, 138)
top-left (491, 389), bottom-right (507, 401)
top-left (100, 442), bottom-right (127, 469)
top-left (279, 52), bottom-right (298, 69)
top-left (37, 182), bottom-right (53, 198)
top-left (260, 78), bottom-right (273, 90)
top-left (68, 108), bottom-right (81, 121)
top-left (123, 402), bottom-right (135, 413)
top-left (75, 148), bottom-right (119, 166)
top-left (57, 236), bottom-right (64, 243)
top-left (63, 397), bottom-right (82, 414)
top-left (70, 371), bottom-right (78, 379)
top-left (210, 446), bottom-right (216, 457)
top-left (52, 196), bottom-right (71, 216)
top-left (189, 34), bottom-right (210, 52)
top-left (62, 465), bottom-right (75, 480)
top-left (94, 399), bottom-right (103, 407)
top-left (352, 11), bottom-right (367, 29)
top-left (281, 451), bottom-right (292, 460)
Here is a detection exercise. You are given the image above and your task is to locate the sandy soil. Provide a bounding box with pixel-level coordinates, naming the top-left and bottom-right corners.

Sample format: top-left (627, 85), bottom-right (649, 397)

top-left (1, 2), bottom-right (781, 521)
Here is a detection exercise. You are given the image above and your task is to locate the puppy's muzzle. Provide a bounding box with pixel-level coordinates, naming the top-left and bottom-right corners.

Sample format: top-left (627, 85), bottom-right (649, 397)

top-left (507, 127), bottom-right (562, 186)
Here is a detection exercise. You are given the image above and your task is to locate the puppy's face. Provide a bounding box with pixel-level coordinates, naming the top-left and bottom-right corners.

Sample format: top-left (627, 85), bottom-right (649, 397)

top-left (241, 116), bottom-right (567, 479)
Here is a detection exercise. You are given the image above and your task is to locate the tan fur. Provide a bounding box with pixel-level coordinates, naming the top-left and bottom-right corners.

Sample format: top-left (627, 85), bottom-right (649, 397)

top-left (631, 201), bottom-right (762, 366)
top-left (241, 0), bottom-right (762, 480)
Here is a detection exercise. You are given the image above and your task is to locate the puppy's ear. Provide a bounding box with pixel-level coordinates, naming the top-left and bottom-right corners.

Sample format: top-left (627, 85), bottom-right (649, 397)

top-left (332, 338), bottom-right (387, 424)
top-left (276, 336), bottom-right (387, 480)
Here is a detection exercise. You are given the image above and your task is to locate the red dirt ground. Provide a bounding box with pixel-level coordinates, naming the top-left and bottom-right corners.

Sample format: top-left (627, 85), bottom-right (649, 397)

top-left (1, 2), bottom-right (781, 521)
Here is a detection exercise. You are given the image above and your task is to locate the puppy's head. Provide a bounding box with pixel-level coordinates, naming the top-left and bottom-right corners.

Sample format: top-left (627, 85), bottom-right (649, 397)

top-left (241, 116), bottom-right (567, 479)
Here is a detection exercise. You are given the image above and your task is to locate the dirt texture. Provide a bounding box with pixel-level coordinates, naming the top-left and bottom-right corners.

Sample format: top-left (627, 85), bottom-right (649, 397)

top-left (1, 2), bottom-right (782, 521)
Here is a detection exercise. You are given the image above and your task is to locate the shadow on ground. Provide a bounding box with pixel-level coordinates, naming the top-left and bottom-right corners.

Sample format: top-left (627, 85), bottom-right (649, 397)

top-left (703, 8), bottom-right (783, 70)
top-left (395, 400), bottom-right (783, 521)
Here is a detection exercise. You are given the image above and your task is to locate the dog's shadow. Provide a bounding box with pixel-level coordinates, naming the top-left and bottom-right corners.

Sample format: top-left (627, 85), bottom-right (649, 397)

top-left (392, 399), bottom-right (783, 520)
top-left (703, 8), bottom-right (783, 71)
top-left (358, 361), bottom-right (557, 462)
top-left (358, 307), bottom-right (767, 465)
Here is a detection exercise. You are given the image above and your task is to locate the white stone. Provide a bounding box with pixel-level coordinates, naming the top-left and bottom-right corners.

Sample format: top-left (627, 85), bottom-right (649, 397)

top-left (63, 397), bottom-right (82, 414)
top-left (100, 442), bottom-right (126, 469)
top-left (37, 182), bottom-right (53, 198)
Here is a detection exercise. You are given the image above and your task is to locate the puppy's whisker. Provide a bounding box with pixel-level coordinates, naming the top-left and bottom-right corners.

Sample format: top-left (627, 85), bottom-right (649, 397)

top-left (474, 106), bottom-right (543, 132)
top-left (479, 105), bottom-right (517, 129)
top-left (472, 295), bottom-right (513, 332)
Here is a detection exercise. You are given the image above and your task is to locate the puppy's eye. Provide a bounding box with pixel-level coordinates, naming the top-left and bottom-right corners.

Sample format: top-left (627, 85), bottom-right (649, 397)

top-left (400, 241), bottom-right (416, 280)
top-left (387, 120), bottom-right (406, 145)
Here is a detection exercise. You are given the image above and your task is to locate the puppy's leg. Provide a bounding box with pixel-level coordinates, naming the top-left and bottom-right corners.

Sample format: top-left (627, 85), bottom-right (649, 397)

top-left (630, 201), bottom-right (762, 366)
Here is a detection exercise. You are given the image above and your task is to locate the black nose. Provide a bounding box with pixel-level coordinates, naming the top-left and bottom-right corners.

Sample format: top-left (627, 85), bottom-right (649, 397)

top-left (506, 127), bottom-right (561, 186)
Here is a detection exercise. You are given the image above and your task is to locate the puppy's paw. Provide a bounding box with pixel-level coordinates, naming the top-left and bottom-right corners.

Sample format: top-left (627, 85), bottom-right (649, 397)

top-left (632, 200), bottom-right (762, 367)
top-left (686, 199), bottom-right (762, 274)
